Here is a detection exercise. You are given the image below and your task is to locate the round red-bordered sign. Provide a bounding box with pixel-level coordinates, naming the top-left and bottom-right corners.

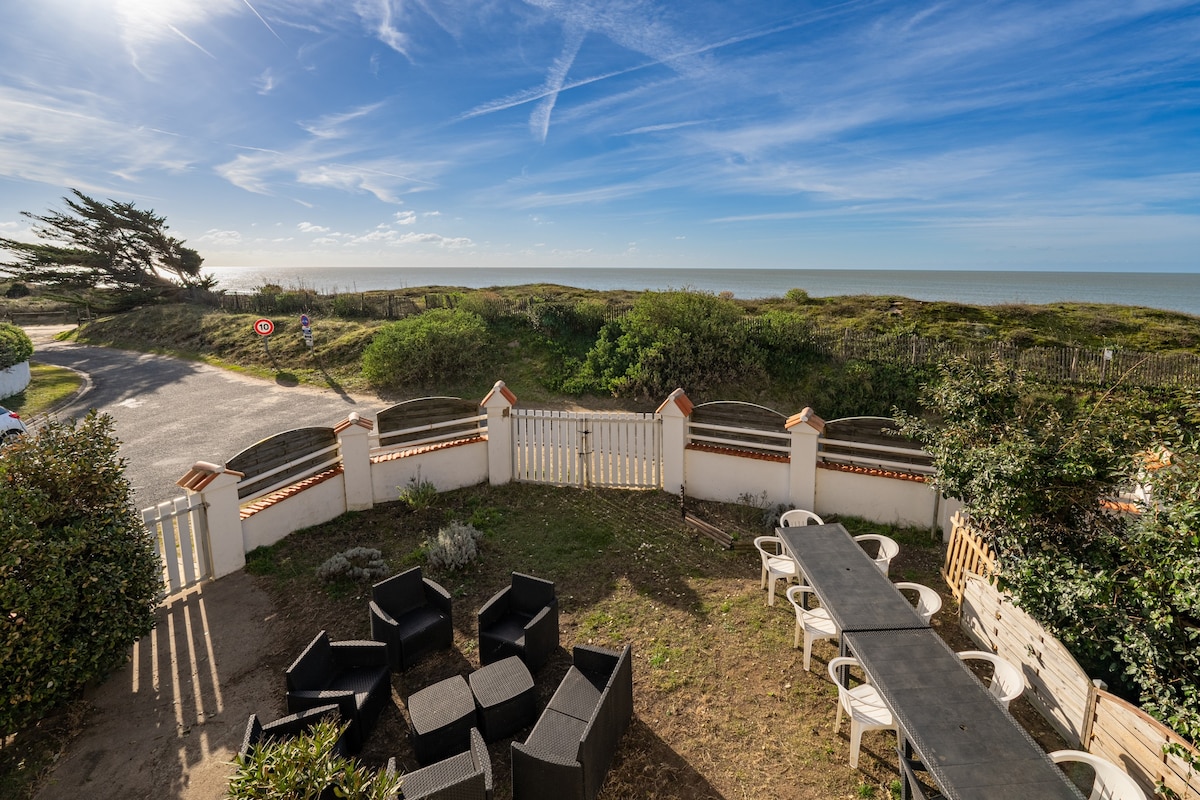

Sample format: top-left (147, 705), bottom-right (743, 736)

top-left (253, 318), bottom-right (275, 336)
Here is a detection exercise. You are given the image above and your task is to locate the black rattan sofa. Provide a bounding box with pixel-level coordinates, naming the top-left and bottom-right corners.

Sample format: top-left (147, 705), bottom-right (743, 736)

top-left (284, 630), bottom-right (391, 754)
top-left (509, 643), bottom-right (633, 800)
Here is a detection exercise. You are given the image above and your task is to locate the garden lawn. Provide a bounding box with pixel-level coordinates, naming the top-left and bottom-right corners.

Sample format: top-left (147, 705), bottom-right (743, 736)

top-left (242, 482), bottom-right (1027, 800)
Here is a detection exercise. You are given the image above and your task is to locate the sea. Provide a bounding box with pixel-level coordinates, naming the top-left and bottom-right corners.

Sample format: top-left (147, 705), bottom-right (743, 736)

top-left (205, 267), bottom-right (1200, 317)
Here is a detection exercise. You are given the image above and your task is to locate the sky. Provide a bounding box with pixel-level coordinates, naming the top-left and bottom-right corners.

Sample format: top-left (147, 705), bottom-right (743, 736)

top-left (1, 0), bottom-right (1198, 273)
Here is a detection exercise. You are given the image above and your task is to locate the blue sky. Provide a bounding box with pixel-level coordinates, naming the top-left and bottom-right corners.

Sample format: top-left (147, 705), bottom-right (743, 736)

top-left (1, 0), bottom-right (1198, 272)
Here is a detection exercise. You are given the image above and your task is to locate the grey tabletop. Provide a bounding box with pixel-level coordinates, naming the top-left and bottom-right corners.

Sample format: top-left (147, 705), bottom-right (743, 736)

top-left (843, 629), bottom-right (1085, 800)
top-left (777, 523), bottom-right (926, 633)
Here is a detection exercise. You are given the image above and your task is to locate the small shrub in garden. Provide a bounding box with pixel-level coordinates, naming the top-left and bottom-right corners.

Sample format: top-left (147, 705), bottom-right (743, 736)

top-left (229, 718), bottom-right (400, 800)
top-left (361, 307), bottom-right (489, 388)
top-left (0, 322), bottom-right (34, 370)
top-left (425, 521), bottom-right (484, 570)
top-left (398, 472), bottom-right (438, 510)
top-left (316, 547), bottom-right (390, 583)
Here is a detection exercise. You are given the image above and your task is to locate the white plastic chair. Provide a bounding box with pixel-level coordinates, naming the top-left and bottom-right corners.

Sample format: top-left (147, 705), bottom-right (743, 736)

top-left (1050, 750), bottom-right (1147, 800)
top-left (785, 585), bottom-right (839, 672)
top-left (854, 534), bottom-right (899, 576)
top-left (753, 536), bottom-right (799, 606)
top-left (779, 509), bottom-right (824, 527)
top-left (894, 581), bottom-right (942, 624)
top-left (957, 650), bottom-right (1024, 708)
top-left (828, 656), bottom-right (895, 769)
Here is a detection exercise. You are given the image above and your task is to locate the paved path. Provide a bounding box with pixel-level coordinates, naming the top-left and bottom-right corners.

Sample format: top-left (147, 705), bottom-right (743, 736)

top-left (26, 327), bottom-right (381, 510)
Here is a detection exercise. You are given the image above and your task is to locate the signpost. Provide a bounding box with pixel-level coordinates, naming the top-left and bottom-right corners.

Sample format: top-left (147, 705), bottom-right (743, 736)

top-left (300, 314), bottom-right (313, 349)
top-left (253, 318), bottom-right (274, 357)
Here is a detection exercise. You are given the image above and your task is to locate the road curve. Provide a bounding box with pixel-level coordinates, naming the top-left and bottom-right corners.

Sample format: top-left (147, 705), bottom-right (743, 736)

top-left (29, 330), bottom-right (380, 510)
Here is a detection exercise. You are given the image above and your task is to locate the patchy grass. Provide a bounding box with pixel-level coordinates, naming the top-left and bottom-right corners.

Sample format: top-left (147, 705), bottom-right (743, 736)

top-left (2, 363), bottom-right (84, 419)
top-left (239, 483), bottom-right (1056, 800)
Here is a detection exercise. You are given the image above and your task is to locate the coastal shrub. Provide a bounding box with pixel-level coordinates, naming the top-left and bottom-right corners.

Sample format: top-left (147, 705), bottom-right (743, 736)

top-left (0, 323), bottom-right (33, 370)
top-left (229, 718), bottom-right (400, 800)
top-left (316, 547), bottom-right (389, 583)
top-left (5, 282), bottom-right (31, 299)
top-left (570, 290), bottom-right (763, 398)
top-left (0, 412), bottom-right (162, 735)
top-left (361, 308), bottom-right (489, 388)
top-left (456, 290), bottom-right (509, 322)
top-left (424, 520), bottom-right (485, 570)
top-left (398, 472), bottom-right (438, 510)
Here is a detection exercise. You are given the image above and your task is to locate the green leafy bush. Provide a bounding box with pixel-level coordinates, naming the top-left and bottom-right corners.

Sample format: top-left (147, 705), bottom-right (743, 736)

top-left (0, 412), bottom-right (162, 736)
top-left (229, 718), bottom-right (401, 800)
top-left (0, 323), bottom-right (33, 370)
top-left (361, 308), bottom-right (489, 388)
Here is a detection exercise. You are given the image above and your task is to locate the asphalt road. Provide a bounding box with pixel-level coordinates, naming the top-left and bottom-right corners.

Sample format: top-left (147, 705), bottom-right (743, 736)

top-left (25, 327), bottom-right (380, 510)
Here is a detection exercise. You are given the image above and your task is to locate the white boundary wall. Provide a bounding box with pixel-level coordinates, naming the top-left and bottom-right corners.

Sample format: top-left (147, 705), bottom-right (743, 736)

top-left (172, 381), bottom-right (948, 582)
top-left (0, 360), bottom-right (31, 400)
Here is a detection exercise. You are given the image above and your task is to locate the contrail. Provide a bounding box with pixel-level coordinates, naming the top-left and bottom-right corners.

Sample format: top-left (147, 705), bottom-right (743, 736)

top-left (167, 24), bottom-right (216, 59)
top-left (242, 0), bottom-right (285, 43)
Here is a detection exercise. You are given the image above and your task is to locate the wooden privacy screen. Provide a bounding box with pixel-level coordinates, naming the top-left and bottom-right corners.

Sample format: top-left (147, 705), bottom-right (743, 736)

top-left (941, 512), bottom-right (997, 602)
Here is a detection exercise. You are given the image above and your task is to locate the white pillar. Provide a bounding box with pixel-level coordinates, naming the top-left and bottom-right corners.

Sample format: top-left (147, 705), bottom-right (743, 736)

top-left (656, 388), bottom-right (693, 497)
top-left (177, 462), bottom-right (246, 579)
top-left (786, 407), bottom-right (824, 512)
top-left (335, 412), bottom-right (374, 511)
top-left (481, 380), bottom-right (516, 486)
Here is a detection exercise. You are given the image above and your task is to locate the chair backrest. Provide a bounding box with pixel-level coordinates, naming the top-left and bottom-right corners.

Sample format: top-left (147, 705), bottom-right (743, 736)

top-left (854, 534), bottom-right (899, 567)
top-left (780, 509), bottom-right (824, 527)
top-left (785, 585), bottom-right (822, 626)
top-left (286, 630), bottom-right (335, 692)
top-left (372, 566), bottom-right (426, 616)
top-left (827, 656), bottom-right (889, 719)
top-left (510, 572), bottom-right (555, 614)
top-left (893, 582), bottom-right (942, 623)
top-left (754, 535), bottom-right (785, 565)
top-left (1050, 750), bottom-right (1147, 800)
top-left (957, 650), bottom-right (1024, 705)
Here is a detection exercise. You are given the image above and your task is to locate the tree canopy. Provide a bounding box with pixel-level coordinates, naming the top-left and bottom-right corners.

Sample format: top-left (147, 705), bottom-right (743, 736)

top-left (0, 189), bottom-right (208, 306)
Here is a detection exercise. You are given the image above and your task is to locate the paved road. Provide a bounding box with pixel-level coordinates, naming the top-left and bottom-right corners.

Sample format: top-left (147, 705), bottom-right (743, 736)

top-left (26, 327), bottom-right (381, 510)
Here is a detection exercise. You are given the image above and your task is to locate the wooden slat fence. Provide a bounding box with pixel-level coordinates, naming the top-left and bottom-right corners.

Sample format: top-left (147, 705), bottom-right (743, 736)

top-left (142, 494), bottom-right (211, 597)
top-left (226, 427), bottom-right (340, 503)
top-left (373, 397), bottom-right (485, 453)
top-left (818, 415), bottom-right (934, 475)
top-left (1085, 689), bottom-right (1200, 799)
top-left (941, 511), bottom-right (997, 601)
top-left (687, 401), bottom-right (791, 457)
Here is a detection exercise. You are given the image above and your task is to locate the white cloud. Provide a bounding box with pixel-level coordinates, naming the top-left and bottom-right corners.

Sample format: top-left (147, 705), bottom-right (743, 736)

top-left (393, 210), bottom-right (416, 225)
top-left (197, 228), bottom-right (243, 246)
top-left (297, 221), bottom-right (330, 233)
top-left (255, 68), bottom-right (276, 95)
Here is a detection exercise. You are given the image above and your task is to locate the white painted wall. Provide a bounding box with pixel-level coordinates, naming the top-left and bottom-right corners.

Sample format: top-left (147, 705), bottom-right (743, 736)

top-left (815, 467), bottom-right (942, 531)
top-left (370, 440), bottom-right (489, 504)
top-left (241, 476), bottom-right (347, 552)
top-left (0, 361), bottom-right (31, 400)
top-left (684, 448), bottom-right (790, 506)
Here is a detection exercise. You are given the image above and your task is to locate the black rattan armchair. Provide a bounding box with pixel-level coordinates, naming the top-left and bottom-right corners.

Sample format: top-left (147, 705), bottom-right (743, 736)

top-left (285, 630), bottom-right (391, 754)
top-left (477, 572), bottom-right (559, 673)
top-left (385, 727), bottom-right (494, 800)
top-left (370, 567), bottom-right (453, 671)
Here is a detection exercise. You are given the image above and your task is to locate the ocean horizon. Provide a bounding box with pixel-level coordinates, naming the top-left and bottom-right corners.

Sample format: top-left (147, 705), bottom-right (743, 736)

top-left (206, 267), bottom-right (1200, 317)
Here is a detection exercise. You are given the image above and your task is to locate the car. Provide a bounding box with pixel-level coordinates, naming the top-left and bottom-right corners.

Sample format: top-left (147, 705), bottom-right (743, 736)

top-left (1, 405), bottom-right (27, 443)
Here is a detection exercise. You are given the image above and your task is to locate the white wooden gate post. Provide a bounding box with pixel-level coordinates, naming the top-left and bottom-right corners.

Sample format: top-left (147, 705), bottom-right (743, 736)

top-left (482, 380), bottom-right (517, 485)
top-left (176, 462), bottom-right (246, 579)
top-left (657, 388), bottom-right (694, 496)
top-left (335, 412), bottom-right (374, 511)
top-left (786, 407), bottom-right (824, 512)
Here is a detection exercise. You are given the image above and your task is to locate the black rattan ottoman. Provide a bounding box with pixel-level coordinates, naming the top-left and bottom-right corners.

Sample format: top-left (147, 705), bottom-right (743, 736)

top-left (407, 674), bottom-right (477, 765)
top-left (468, 654), bottom-right (537, 742)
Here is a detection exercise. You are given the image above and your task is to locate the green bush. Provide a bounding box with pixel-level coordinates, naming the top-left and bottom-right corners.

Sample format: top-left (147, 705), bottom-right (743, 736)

top-left (361, 308), bottom-right (490, 388)
top-left (229, 718), bottom-right (400, 800)
top-left (0, 412), bottom-right (162, 736)
top-left (569, 290), bottom-right (763, 398)
top-left (0, 323), bottom-right (33, 370)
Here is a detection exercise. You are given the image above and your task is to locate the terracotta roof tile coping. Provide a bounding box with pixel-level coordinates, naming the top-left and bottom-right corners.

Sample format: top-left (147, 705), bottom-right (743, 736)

top-left (786, 407), bottom-right (825, 433)
top-left (333, 412), bottom-right (374, 434)
top-left (656, 388), bottom-right (694, 417)
top-left (817, 460), bottom-right (929, 483)
top-left (482, 380), bottom-right (517, 407)
top-left (686, 443), bottom-right (789, 463)
top-left (239, 465), bottom-right (344, 520)
top-left (370, 435), bottom-right (486, 463)
top-left (176, 462), bottom-right (245, 492)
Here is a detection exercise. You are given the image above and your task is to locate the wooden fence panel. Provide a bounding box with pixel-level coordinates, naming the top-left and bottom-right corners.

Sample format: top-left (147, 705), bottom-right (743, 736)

top-left (375, 397), bottom-right (483, 449)
top-left (941, 512), bottom-right (997, 601)
top-left (960, 573), bottom-right (1092, 747)
top-left (1087, 689), bottom-right (1200, 799)
top-left (226, 427), bottom-right (339, 500)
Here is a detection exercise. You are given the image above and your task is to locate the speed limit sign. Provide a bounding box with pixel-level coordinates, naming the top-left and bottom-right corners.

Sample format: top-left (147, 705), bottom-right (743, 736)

top-left (253, 318), bottom-right (275, 336)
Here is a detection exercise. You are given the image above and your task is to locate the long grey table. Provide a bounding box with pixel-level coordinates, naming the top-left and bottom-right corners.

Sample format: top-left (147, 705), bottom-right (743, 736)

top-left (844, 629), bottom-right (1085, 800)
top-left (777, 523), bottom-right (926, 635)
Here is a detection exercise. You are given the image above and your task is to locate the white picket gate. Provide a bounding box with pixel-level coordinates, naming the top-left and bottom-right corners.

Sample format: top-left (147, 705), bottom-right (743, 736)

top-left (512, 409), bottom-right (661, 489)
top-left (142, 494), bottom-right (212, 597)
